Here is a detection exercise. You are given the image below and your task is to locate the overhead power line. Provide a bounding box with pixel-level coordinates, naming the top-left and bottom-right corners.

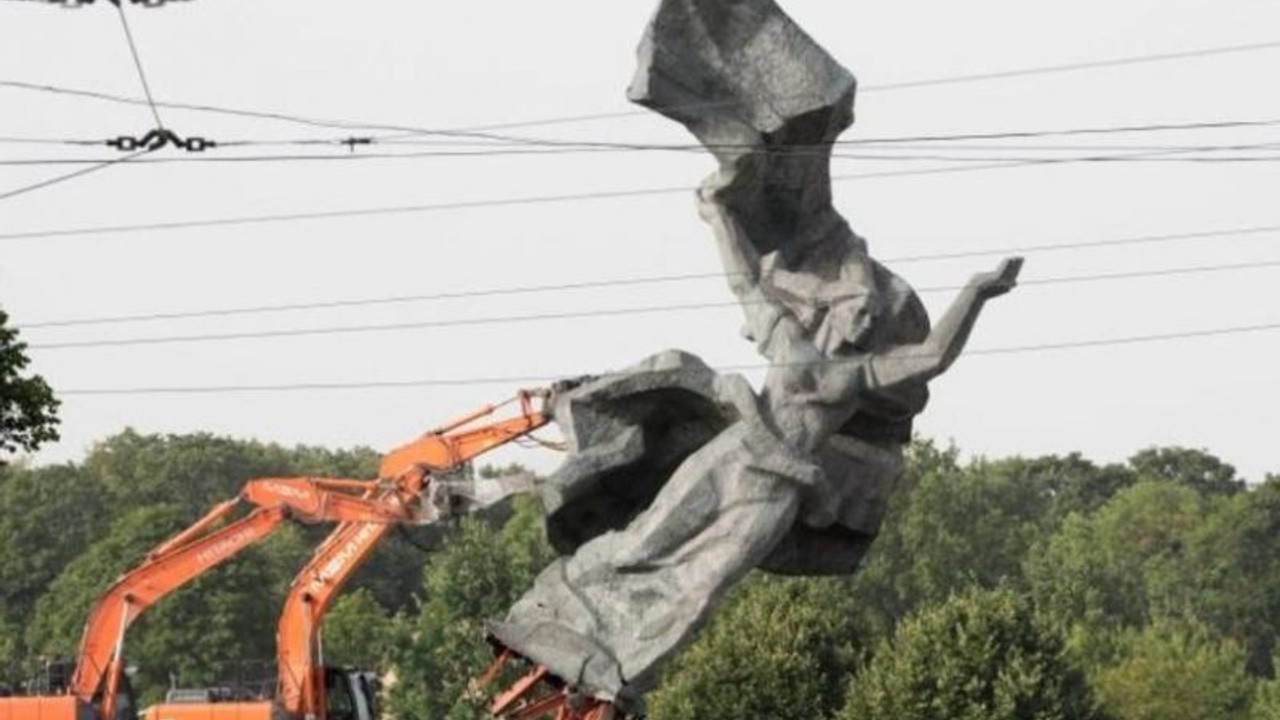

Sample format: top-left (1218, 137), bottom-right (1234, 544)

top-left (0, 147), bottom-right (150, 202)
top-left (831, 151), bottom-right (1280, 164)
top-left (387, 118), bottom-right (1280, 151)
top-left (4, 39), bottom-right (1279, 140)
top-left (832, 118), bottom-right (1280, 146)
top-left (6, 140), bottom-right (1280, 167)
top-left (19, 230), bottom-right (1280, 330)
top-left (0, 135), bottom-right (103, 146)
top-left (0, 2), bottom-right (169, 203)
top-left (0, 182), bottom-right (688, 241)
top-left (0, 78), bottom-right (536, 146)
top-left (458, 40), bottom-right (1280, 132)
top-left (25, 258), bottom-right (1280, 349)
top-left (53, 321), bottom-right (1280, 396)
top-left (0, 138), bottom-right (1265, 241)
top-left (1, 132), bottom-right (1248, 210)
top-left (112, 0), bottom-right (164, 130)
top-left (866, 40), bottom-right (1280, 92)
top-left (5, 117), bottom-right (1280, 153)
top-left (20, 1), bottom-right (190, 7)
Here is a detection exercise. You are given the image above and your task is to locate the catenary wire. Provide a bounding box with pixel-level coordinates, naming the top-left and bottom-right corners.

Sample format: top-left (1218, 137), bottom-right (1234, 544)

top-left (370, 118), bottom-right (1280, 151)
top-left (6, 140), bottom-right (1280, 167)
top-left (151, 116), bottom-right (1280, 152)
top-left (0, 138), bottom-right (1260, 242)
top-left (24, 259), bottom-right (1280, 349)
top-left (0, 4), bottom-right (163, 202)
top-left (0, 135), bottom-right (104, 146)
top-left (824, 140), bottom-right (1274, 180)
top-left (52, 321), bottom-right (1280, 396)
top-left (4, 39), bottom-right (1280, 142)
top-left (458, 41), bottom-right (1280, 132)
top-left (113, 0), bottom-right (164, 129)
top-left (6, 117), bottom-right (1280, 153)
top-left (0, 147), bottom-right (150, 202)
top-left (18, 227), bottom-right (1280, 329)
top-left (0, 78), bottom-right (554, 146)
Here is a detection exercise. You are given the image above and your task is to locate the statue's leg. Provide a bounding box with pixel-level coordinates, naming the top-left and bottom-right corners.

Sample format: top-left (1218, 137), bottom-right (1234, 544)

top-left (489, 421), bottom-right (802, 707)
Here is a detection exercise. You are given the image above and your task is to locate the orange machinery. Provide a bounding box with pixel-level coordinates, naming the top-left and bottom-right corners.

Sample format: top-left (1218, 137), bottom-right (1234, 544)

top-left (142, 389), bottom-right (552, 720)
top-left (1, 390), bottom-right (552, 720)
top-left (0, 476), bottom-right (427, 720)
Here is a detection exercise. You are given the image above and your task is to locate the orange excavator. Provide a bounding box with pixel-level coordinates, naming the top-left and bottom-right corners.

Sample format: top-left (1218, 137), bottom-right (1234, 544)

top-left (0, 390), bottom-right (552, 720)
top-left (143, 390), bottom-right (553, 720)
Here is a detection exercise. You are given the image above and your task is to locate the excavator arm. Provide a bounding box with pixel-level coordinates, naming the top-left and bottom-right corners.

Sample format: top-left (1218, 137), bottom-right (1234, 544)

top-left (71, 503), bottom-right (291, 720)
top-left (277, 390), bottom-right (552, 717)
top-left (68, 476), bottom-right (427, 720)
top-left (378, 390), bottom-right (551, 478)
top-left (57, 389), bottom-right (553, 720)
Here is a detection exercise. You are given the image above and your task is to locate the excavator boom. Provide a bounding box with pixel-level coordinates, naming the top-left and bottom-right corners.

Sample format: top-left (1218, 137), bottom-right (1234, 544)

top-left (278, 391), bottom-right (551, 717)
top-left (6, 390), bottom-right (555, 720)
top-left (378, 390), bottom-right (550, 478)
top-left (70, 505), bottom-right (291, 720)
top-left (30, 476), bottom-right (419, 720)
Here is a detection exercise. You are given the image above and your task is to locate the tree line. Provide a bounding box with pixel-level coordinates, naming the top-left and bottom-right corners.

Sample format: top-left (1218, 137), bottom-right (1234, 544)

top-left (2, 430), bottom-right (1278, 720)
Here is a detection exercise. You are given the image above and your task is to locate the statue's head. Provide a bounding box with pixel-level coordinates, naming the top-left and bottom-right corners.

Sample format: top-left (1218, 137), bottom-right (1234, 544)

top-left (761, 215), bottom-right (882, 356)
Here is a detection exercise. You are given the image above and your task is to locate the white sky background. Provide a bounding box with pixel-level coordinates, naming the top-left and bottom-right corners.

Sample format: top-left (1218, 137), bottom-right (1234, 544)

top-left (1, 0), bottom-right (1278, 480)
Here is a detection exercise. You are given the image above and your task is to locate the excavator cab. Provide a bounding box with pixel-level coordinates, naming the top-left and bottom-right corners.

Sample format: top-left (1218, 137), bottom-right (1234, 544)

top-left (321, 668), bottom-right (378, 720)
top-left (100, 670), bottom-right (138, 720)
top-left (81, 662), bottom-right (137, 720)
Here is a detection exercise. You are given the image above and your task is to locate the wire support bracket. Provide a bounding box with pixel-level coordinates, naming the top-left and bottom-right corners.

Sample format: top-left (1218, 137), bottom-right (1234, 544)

top-left (106, 128), bottom-right (216, 152)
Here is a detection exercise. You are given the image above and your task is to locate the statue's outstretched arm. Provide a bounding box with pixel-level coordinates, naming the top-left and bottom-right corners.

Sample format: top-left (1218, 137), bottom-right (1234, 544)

top-left (867, 257), bottom-right (1022, 390)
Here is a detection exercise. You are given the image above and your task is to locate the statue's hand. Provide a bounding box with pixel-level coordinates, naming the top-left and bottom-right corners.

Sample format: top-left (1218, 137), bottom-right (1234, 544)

top-left (974, 256), bottom-right (1023, 300)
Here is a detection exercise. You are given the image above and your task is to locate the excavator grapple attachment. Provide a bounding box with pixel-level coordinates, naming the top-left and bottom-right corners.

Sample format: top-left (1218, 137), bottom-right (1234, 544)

top-left (479, 647), bottom-right (621, 720)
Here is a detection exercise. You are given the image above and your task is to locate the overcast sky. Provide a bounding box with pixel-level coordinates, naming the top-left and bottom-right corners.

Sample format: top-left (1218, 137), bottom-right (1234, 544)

top-left (2, 0), bottom-right (1278, 481)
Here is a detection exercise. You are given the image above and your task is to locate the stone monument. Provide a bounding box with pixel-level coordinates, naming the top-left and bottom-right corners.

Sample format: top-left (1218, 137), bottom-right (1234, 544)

top-left (486, 0), bottom-right (1021, 715)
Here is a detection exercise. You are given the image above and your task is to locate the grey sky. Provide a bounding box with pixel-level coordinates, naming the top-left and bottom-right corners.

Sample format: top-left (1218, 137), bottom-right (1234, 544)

top-left (2, 0), bottom-right (1278, 480)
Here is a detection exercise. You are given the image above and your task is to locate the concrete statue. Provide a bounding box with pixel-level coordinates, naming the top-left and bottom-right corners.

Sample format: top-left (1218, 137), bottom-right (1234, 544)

top-left (486, 0), bottom-right (1022, 715)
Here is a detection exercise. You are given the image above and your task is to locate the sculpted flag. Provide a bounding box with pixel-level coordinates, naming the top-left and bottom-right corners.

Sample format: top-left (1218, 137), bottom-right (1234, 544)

top-left (487, 0), bottom-right (1021, 714)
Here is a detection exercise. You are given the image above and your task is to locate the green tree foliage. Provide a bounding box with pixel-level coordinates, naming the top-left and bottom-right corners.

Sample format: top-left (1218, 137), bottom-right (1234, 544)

top-left (125, 550), bottom-right (283, 706)
top-left (388, 497), bottom-right (555, 720)
top-left (1091, 617), bottom-right (1255, 720)
top-left (1015, 453), bottom-right (1137, 521)
top-left (1025, 475), bottom-right (1280, 683)
top-left (851, 442), bottom-right (1064, 637)
top-left (0, 619), bottom-right (20, 687)
top-left (839, 588), bottom-right (1104, 720)
top-left (0, 464), bottom-right (110, 678)
top-left (322, 588), bottom-right (401, 674)
top-left (0, 309), bottom-right (59, 458)
top-left (1253, 666), bottom-right (1280, 720)
top-left (22, 504), bottom-right (284, 705)
top-left (1180, 479), bottom-right (1280, 674)
top-left (5, 428), bottom-right (1277, 720)
top-left (1025, 482), bottom-right (1207, 635)
top-left (82, 429), bottom-right (379, 516)
top-left (647, 575), bottom-right (860, 720)
top-left (1129, 447), bottom-right (1245, 496)
top-left (80, 430), bottom-right (427, 613)
top-left (25, 505), bottom-right (189, 670)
